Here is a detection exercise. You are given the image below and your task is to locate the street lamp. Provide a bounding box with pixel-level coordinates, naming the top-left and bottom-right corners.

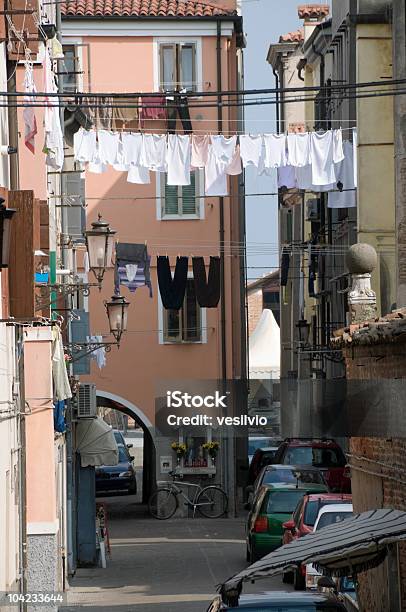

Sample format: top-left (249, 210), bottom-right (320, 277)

top-left (105, 294), bottom-right (129, 345)
top-left (296, 318), bottom-right (311, 346)
top-left (0, 198), bottom-right (17, 269)
top-left (84, 213), bottom-right (116, 288)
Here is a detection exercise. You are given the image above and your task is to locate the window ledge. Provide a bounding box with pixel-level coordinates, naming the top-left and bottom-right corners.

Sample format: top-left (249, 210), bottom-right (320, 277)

top-left (163, 340), bottom-right (203, 345)
top-left (161, 215), bottom-right (201, 221)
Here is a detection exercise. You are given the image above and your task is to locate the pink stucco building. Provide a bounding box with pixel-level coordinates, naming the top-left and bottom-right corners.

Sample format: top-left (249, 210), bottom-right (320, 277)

top-left (60, 0), bottom-right (246, 506)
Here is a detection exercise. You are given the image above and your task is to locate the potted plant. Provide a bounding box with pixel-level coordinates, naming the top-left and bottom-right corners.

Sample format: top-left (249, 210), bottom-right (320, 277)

top-left (203, 441), bottom-right (220, 465)
top-left (171, 442), bottom-right (187, 466)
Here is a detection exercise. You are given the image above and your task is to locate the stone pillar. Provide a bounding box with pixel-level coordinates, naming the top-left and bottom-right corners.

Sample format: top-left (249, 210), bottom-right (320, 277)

top-left (346, 243), bottom-right (378, 324)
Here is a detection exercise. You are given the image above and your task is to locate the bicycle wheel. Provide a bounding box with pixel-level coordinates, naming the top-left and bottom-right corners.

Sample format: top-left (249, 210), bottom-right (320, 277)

top-left (148, 488), bottom-right (178, 519)
top-left (197, 486), bottom-right (228, 518)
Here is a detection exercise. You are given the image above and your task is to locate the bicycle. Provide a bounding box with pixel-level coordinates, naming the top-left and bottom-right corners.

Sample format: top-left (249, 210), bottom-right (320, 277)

top-left (148, 470), bottom-right (228, 520)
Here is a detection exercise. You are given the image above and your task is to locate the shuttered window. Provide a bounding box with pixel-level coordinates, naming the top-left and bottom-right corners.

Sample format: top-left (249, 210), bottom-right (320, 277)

top-left (159, 43), bottom-right (196, 92)
top-left (162, 173), bottom-right (198, 217)
top-left (163, 279), bottom-right (202, 343)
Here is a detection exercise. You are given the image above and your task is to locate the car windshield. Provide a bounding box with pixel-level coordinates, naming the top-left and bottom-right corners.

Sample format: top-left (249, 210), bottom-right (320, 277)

top-left (283, 447), bottom-right (346, 468)
top-left (264, 490), bottom-right (306, 513)
top-left (304, 499), bottom-right (351, 526)
top-left (316, 511), bottom-right (353, 530)
top-left (262, 469), bottom-right (324, 487)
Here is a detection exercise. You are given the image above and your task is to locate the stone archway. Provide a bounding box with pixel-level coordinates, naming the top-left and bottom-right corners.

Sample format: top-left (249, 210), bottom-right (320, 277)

top-left (96, 390), bottom-right (155, 503)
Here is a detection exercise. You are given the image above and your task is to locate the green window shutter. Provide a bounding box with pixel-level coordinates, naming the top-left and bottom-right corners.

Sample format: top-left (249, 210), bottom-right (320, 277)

top-left (164, 181), bottom-right (179, 216)
top-left (181, 173), bottom-right (197, 215)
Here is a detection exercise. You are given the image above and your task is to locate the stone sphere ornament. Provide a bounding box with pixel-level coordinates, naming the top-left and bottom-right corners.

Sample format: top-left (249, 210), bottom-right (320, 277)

top-left (346, 243), bottom-right (378, 274)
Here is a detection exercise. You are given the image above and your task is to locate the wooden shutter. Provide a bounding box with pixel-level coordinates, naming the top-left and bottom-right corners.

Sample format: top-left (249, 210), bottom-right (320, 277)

top-left (181, 173), bottom-right (197, 215)
top-left (62, 171), bottom-right (85, 242)
top-left (164, 180), bottom-right (179, 216)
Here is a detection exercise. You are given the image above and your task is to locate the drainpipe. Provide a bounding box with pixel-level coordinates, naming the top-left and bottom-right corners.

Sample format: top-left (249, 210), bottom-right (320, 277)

top-left (217, 19), bottom-right (234, 514)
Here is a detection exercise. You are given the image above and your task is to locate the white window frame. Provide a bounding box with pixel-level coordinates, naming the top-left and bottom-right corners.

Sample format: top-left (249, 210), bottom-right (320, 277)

top-left (153, 36), bottom-right (203, 97)
top-left (156, 170), bottom-right (205, 221)
top-left (61, 41), bottom-right (84, 92)
top-left (158, 272), bottom-right (207, 345)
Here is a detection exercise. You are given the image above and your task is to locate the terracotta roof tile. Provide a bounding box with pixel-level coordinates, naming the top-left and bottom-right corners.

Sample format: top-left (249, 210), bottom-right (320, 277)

top-left (279, 27), bottom-right (304, 43)
top-left (298, 4), bottom-right (329, 20)
top-left (61, 0), bottom-right (236, 17)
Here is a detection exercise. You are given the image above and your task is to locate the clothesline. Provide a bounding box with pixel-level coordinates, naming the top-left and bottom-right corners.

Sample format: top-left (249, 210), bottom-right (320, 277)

top-left (73, 128), bottom-right (355, 198)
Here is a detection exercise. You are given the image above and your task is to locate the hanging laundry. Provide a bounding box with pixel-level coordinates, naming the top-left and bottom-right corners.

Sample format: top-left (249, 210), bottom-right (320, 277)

top-left (167, 134), bottom-right (191, 186)
top-left (328, 141), bottom-right (357, 208)
top-left (140, 95), bottom-right (167, 126)
top-left (277, 165), bottom-right (297, 189)
top-left (211, 135), bottom-right (237, 165)
top-left (192, 256), bottom-right (221, 308)
top-left (23, 60), bottom-right (37, 154)
top-left (43, 44), bottom-right (64, 170)
top-left (333, 128), bottom-right (345, 164)
top-left (226, 144), bottom-right (242, 176)
top-left (87, 335), bottom-right (106, 370)
top-left (167, 92), bottom-right (193, 134)
top-left (280, 249), bottom-right (290, 287)
top-left (52, 327), bottom-right (72, 401)
top-left (114, 243), bottom-right (152, 296)
top-left (263, 133), bottom-right (287, 169)
top-left (310, 129), bottom-right (344, 186)
top-left (157, 256), bottom-right (189, 310)
top-left (97, 130), bottom-right (120, 166)
top-left (53, 400), bottom-right (66, 433)
top-left (205, 148), bottom-right (228, 196)
top-left (287, 132), bottom-right (311, 167)
top-left (121, 132), bottom-right (143, 166)
top-left (112, 97), bottom-right (139, 131)
top-left (141, 133), bottom-right (167, 172)
top-left (239, 135), bottom-right (263, 169)
top-left (127, 165), bottom-right (151, 184)
top-left (74, 128), bottom-right (97, 163)
top-left (191, 135), bottom-right (210, 168)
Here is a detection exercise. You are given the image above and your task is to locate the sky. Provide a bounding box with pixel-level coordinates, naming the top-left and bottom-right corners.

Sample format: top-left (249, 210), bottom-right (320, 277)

top-left (241, 0), bottom-right (302, 280)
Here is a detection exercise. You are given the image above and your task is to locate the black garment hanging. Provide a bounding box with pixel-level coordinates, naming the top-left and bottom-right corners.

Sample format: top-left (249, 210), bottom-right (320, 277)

top-left (166, 92), bottom-right (193, 134)
top-left (280, 249), bottom-right (290, 287)
top-left (157, 256), bottom-right (189, 310)
top-left (192, 256), bottom-right (221, 308)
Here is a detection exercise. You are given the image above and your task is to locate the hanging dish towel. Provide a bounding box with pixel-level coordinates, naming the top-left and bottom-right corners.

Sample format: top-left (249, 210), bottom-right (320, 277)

top-left (157, 256), bottom-right (189, 310)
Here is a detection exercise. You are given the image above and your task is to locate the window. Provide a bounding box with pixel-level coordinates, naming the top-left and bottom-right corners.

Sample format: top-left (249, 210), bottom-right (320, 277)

top-left (316, 511), bottom-right (353, 530)
top-left (62, 45), bottom-right (80, 93)
top-left (159, 42), bottom-right (197, 92)
top-left (264, 490), bottom-right (307, 514)
top-left (163, 278), bottom-right (202, 343)
top-left (283, 446), bottom-right (346, 468)
top-left (162, 172), bottom-right (199, 218)
top-left (305, 500), bottom-right (351, 527)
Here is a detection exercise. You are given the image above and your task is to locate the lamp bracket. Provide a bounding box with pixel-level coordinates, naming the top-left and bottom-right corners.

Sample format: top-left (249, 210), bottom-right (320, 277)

top-left (65, 341), bottom-right (117, 363)
top-left (35, 282), bottom-right (101, 312)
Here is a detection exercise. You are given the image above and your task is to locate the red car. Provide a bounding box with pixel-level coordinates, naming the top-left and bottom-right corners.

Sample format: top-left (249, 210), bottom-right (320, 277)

top-left (272, 438), bottom-right (351, 493)
top-left (282, 492), bottom-right (352, 590)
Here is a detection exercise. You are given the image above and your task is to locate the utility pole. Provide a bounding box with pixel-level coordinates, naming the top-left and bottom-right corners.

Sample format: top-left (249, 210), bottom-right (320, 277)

top-left (393, 0), bottom-right (406, 307)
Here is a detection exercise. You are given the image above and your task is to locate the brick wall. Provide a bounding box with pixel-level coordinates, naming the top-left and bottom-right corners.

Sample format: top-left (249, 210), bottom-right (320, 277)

top-left (247, 289), bottom-right (263, 336)
top-left (344, 341), bottom-right (406, 611)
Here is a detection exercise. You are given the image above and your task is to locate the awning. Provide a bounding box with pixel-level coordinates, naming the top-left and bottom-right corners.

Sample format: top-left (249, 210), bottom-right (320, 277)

top-left (249, 309), bottom-right (280, 379)
top-left (76, 417), bottom-right (119, 467)
top-left (222, 509), bottom-right (406, 599)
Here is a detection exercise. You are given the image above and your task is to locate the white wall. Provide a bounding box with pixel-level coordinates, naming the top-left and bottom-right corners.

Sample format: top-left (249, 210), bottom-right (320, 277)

top-left (0, 305), bottom-right (21, 591)
top-left (0, 42), bottom-right (10, 189)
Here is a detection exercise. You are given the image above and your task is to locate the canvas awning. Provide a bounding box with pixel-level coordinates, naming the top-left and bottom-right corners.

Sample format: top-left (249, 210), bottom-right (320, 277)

top-left (221, 509), bottom-right (406, 600)
top-left (76, 417), bottom-right (119, 467)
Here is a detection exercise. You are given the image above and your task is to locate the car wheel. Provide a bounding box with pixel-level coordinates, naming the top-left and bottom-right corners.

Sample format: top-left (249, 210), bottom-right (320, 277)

top-left (128, 480), bottom-right (137, 495)
top-left (293, 567), bottom-right (306, 591)
top-left (246, 546), bottom-right (251, 562)
top-left (282, 571), bottom-right (293, 584)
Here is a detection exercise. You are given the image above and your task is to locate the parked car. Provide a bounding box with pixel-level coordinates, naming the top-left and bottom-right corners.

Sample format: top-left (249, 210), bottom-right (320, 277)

top-left (247, 445), bottom-right (281, 486)
top-left (305, 504), bottom-right (354, 591)
top-left (206, 591), bottom-right (348, 611)
top-left (250, 465), bottom-right (328, 500)
top-left (273, 438), bottom-right (350, 493)
top-left (248, 436), bottom-right (279, 463)
top-left (96, 444), bottom-right (137, 495)
top-left (282, 493), bottom-right (352, 590)
top-left (113, 429), bottom-right (133, 450)
top-left (246, 482), bottom-right (328, 563)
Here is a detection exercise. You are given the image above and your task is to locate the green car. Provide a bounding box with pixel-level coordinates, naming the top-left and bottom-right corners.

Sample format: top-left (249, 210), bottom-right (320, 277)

top-left (246, 483), bottom-right (328, 563)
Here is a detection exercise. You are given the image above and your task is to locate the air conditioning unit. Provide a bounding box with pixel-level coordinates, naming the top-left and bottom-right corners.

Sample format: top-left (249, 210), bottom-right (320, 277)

top-left (306, 198), bottom-right (320, 221)
top-left (77, 383), bottom-right (97, 418)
